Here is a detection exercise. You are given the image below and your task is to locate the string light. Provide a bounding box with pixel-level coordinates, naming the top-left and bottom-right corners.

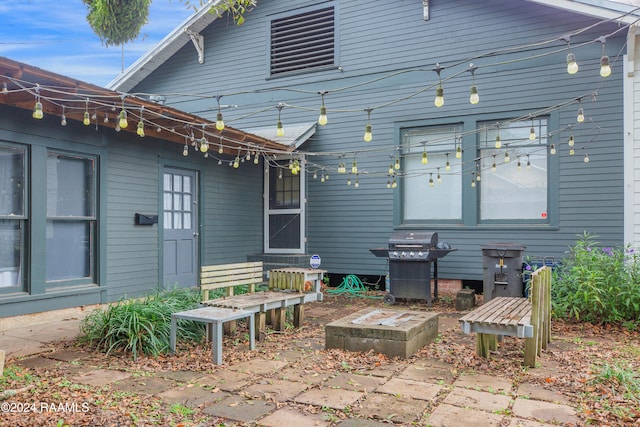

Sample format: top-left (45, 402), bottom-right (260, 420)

top-left (363, 108), bottom-right (372, 142)
top-left (394, 157), bottom-right (400, 170)
top-left (137, 108), bottom-right (145, 137)
top-left (468, 64), bottom-right (479, 105)
top-left (517, 156), bottom-right (522, 170)
top-left (215, 95), bottom-right (225, 131)
top-left (529, 117), bottom-right (536, 140)
top-left (433, 64), bottom-right (444, 107)
top-left (199, 125), bottom-right (209, 153)
top-left (445, 153), bottom-right (451, 172)
top-left (562, 34), bottom-right (579, 75)
top-left (504, 150), bottom-right (510, 163)
top-left (83, 99), bottom-right (90, 125)
top-left (527, 154), bottom-right (531, 169)
top-left (351, 160), bottom-right (358, 174)
top-left (584, 153), bottom-right (590, 163)
top-left (32, 85), bottom-right (43, 119)
top-left (421, 142), bottom-right (428, 165)
top-left (429, 173), bottom-right (434, 187)
top-left (550, 144), bottom-right (557, 155)
top-left (60, 106), bottom-right (67, 126)
top-left (437, 167), bottom-right (442, 183)
top-left (491, 154), bottom-right (497, 172)
top-left (471, 172), bottom-right (476, 188)
top-left (182, 142), bottom-right (189, 157)
top-left (118, 108), bottom-right (128, 129)
top-left (598, 37), bottom-right (612, 78)
top-left (103, 113), bottom-right (109, 124)
top-left (254, 153), bottom-right (260, 164)
top-left (276, 103), bottom-right (285, 137)
top-left (318, 91), bottom-right (328, 125)
top-left (577, 107), bottom-right (585, 123)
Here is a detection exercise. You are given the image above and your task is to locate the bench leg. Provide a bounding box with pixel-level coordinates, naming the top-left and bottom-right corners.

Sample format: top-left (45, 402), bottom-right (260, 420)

top-left (248, 313), bottom-right (255, 351)
top-left (255, 312), bottom-right (266, 341)
top-left (212, 322), bottom-right (223, 365)
top-left (170, 316), bottom-right (177, 354)
top-left (476, 333), bottom-right (497, 358)
top-left (293, 304), bottom-right (304, 328)
top-left (223, 320), bottom-right (237, 335)
top-left (272, 308), bottom-right (286, 331)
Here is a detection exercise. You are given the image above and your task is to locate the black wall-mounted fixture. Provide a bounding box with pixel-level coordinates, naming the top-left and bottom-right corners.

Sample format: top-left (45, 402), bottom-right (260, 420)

top-left (135, 213), bottom-right (158, 225)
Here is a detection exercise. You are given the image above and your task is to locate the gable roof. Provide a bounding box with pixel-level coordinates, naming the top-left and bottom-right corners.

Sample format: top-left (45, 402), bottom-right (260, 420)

top-left (0, 56), bottom-right (291, 155)
top-left (108, 0), bottom-right (640, 94)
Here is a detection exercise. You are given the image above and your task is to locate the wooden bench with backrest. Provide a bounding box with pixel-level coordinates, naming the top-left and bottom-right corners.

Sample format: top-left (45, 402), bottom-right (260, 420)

top-left (200, 261), bottom-right (325, 339)
top-left (459, 265), bottom-right (552, 367)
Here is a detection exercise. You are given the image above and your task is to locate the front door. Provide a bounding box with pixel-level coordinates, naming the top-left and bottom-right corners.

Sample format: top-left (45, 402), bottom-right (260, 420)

top-left (265, 159), bottom-right (305, 253)
top-left (163, 168), bottom-right (198, 288)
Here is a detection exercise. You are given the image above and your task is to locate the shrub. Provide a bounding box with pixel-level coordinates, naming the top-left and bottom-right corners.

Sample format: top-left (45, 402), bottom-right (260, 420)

top-left (80, 287), bottom-right (204, 359)
top-left (552, 232), bottom-right (640, 326)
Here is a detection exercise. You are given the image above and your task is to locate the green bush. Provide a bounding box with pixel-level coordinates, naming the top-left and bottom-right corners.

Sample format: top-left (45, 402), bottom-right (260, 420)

top-left (80, 287), bottom-right (204, 359)
top-left (552, 232), bottom-right (640, 327)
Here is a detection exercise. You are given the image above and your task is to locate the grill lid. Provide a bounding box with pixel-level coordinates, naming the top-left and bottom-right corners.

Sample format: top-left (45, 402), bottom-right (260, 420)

top-left (388, 231), bottom-right (438, 249)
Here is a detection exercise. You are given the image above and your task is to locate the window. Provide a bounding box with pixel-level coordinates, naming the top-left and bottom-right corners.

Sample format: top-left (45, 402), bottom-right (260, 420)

top-left (163, 172), bottom-right (193, 230)
top-left (266, 161), bottom-right (303, 252)
top-left (402, 124), bottom-right (462, 221)
top-left (270, 5), bottom-right (335, 76)
top-left (479, 119), bottom-right (548, 220)
top-left (0, 145), bottom-right (26, 290)
top-left (46, 152), bottom-right (96, 283)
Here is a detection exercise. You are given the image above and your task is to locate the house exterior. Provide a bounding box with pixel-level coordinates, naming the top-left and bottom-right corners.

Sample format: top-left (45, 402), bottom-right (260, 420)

top-left (108, 0), bottom-right (640, 289)
top-left (0, 57), bottom-right (290, 317)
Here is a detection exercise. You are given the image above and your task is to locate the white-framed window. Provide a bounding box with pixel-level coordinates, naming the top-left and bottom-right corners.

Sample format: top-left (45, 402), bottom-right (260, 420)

top-left (402, 124), bottom-right (463, 222)
top-left (0, 144), bottom-right (26, 291)
top-left (479, 118), bottom-right (548, 221)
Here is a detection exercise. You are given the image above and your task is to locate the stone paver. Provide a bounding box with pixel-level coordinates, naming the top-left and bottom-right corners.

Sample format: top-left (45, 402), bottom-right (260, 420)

top-left (336, 419), bottom-right (391, 427)
top-left (507, 418), bottom-right (560, 427)
top-left (202, 395), bottom-right (276, 422)
top-left (157, 384), bottom-right (230, 407)
top-left (443, 387), bottom-right (511, 413)
top-left (71, 369), bottom-right (132, 387)
top-left (46, 349), bottom-right (91, 362)
top-left (323, 373), bottom-right (386, 392)
top-left (453, 372), bottom-right (512, 393)
top-left (354, 392), bottom-right (427, 425)
top-left (427, 403), bottom-right (504, 427)
top-left (511, 398), bottom-right (579, 425)
top-left (199, 369), bottom-right (254, 391)
top-left (227, 359), bottom-right (288, 375)
top-left (258, 407), bottom-right (330, 427)
top-left (376, 377), bottom-right (443, 401)
top-left (111, 375), bottom-right (177, 395)
top-left (243, 378), bottom-right (309, 401)
top-left (277, 365), bottom-right (334, 385)
top-left (294, 388), bottom-right (364, 410)
top-left (155, 370), bottom-right (207, 383)
top-left (517, 382), bottom-right (572, 404)
top-left (398, 362), bottom-right (456, 384)
top-left (15, 356), bottom-right (63, 370)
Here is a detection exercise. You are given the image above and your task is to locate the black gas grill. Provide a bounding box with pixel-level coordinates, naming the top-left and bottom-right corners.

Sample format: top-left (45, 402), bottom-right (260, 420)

top-left (370, 231), bottom-right (456, 306)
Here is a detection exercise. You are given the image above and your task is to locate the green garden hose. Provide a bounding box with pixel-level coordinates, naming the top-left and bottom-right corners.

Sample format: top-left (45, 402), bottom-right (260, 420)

top-left (326, 274), bottom-right (380, 298)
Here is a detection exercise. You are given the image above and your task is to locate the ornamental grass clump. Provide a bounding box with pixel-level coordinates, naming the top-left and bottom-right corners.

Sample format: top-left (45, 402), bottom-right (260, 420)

top-left (552, 232), bottom-right (640, 328)
top-left (80, 287), bottom-right (204, 359)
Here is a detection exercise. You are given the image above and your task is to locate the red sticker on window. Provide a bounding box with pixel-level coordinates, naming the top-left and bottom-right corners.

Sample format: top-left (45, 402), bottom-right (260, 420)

top-left (541, 212), bottom-right (547, 218)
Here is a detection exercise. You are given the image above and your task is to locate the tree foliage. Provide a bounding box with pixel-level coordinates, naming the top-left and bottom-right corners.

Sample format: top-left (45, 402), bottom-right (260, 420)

top-left (84, 0), bottom-right (257, 47)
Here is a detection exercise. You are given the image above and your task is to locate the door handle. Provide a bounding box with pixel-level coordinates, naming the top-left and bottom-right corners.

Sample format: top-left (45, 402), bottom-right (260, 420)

top-left (193, 232), bottom-right (199, 237)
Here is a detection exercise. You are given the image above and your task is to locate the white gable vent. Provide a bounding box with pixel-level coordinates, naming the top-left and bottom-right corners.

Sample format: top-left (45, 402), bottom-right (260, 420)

top-left (270, 6), bottom-right (335, 76)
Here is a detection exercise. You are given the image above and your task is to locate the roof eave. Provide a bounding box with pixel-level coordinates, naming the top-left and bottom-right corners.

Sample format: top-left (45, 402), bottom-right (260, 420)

top-left (106, 0), bottom-right (221, 92)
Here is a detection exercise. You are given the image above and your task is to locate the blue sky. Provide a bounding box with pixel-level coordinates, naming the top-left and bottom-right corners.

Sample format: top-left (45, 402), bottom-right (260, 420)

top-left (0, 0), bottom-right (194, 87)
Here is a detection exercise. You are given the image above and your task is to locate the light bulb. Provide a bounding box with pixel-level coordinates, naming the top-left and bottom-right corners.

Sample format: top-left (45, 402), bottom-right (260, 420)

top-left (476, 173), bottom-right (481, 182)
top-left (321, 174), bottom-right (326, 183)
top-left (495, 135), bottom-right (501, 149)
top-left (2, 82), bottom-right (7, 94)
top-left (387, 180), bottom-right (391, 189)
top-left (318, 106), bottom-right (327, 126)
top-left (118, 110), bottom-right (128, 128)
top-left (550, 144), bottom-right (556, 155)
top-left (354, 179), bottom-right (359, 188)
top-left (584, 154), bottom-right (590, 163)
top-left (182, 144), bottom-right (189, 156)
top-left (491, 162), bottom-right (496, 172)
top-left (33, 101), bottom-right (44, 119)
top-left (254, 154), bottom-right (259, 164)
top-left (469, 84), bottom-right (479, 104)
top-left (471, 179), bottom-right (476, 188)
top-left (233, 157), bottom-right (240, 168)
top-left (347, 178), bottom-right (351, 186)
top-left (455, 146), bottom-right (462, 159)
top-left (363, 124), bottom-right (372, 142)
top-left (422, 151), bottom-right (428, 165)
top-left (137, 120), bottom-right (145, 137)
top-left (429, 174), bottom-right (434, 187)
top-left (434, 86), bottom-right (444, 107)
top-left (216, 112), bottom-right (225, 131)
top-left (566, 52), bottom-right (579, 74)
top-left (61, 114), bottom-right (67, 126)
top-left (219, 145), bottom-right (224, 154)
top-left (199, 137), bottom-right (208, 153)
top-left (388, 164), bottom-right (394, 175)
top-left (529, 127), bottom-right (536, 140)
top-left (600, 56), bottom-right (611, 78)
top-left (391, 179), bottom-right (397, 189)
top-left (83, 111), bottom-right (91, 126)
top-left (276, 121), bottom-right (284, 137)
top-left (577, 108), bottom-right (585, 123)
top-left (437, 173), bottom-right (442, 183)
top-left (527, 159), bottom-right (531, 169)
top-left (569, 148), bottom-right (575, 155)
top-left (394, 158), bottom-right (400, 170)
top-left (445, 155), bottom-right (451, 172)
top-left (504, 152), bottom-right (510, 163)
top-left (568, 135), bottom-right (574, 147)
top-left (104, 114), bottom-right (109, 124)
top-left (351, 161), bottom-right (358, 174)
top-left (517, 159), bottom-right (522, 170)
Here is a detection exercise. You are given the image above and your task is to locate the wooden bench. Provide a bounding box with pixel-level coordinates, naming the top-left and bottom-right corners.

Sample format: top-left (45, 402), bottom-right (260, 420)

top-left (459, 266), bottom-right (552, 367)
top-left (200, 262), bottom-right (325, 339)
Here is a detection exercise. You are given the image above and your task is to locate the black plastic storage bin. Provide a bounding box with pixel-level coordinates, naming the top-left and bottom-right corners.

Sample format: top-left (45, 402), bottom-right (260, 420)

top-left (481, 242), bottom-right (526, 302)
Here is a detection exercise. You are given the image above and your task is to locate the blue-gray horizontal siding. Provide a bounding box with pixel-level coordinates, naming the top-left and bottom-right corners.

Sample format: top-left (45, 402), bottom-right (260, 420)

top-left (131, 0), bottom-right (626, 281)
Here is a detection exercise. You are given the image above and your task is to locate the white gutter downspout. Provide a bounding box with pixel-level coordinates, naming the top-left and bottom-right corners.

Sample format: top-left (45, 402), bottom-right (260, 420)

top-left (623, 25), bottom-right (637, 247)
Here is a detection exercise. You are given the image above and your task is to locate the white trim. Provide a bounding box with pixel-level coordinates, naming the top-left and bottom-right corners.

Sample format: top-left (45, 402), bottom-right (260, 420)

top-left (524, 0), bottom-right (640, 24)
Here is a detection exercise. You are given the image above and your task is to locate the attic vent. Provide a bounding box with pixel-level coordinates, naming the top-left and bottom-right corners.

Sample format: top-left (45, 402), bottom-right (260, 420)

top-left (270, 6), bottom-right (335, 76)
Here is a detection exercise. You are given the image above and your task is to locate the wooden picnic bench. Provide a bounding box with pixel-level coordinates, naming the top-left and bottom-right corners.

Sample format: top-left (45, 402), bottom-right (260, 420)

top-left (200, 261), bottom-right (325, 338)
top-left (459, 266), bottom-right (551, 367)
